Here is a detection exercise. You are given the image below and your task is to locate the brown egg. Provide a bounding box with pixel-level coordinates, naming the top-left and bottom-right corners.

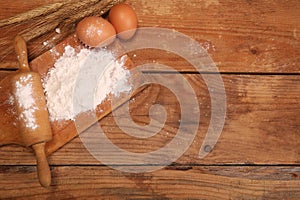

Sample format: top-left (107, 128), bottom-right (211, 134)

top-left (108, 3), bottom-right (138, 40)
top-left (76, 16), bottom-right (116, 47)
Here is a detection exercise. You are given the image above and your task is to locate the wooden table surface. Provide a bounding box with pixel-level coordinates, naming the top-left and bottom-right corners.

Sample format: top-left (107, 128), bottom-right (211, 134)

top-left (0, 0), bottom-right (300, 199)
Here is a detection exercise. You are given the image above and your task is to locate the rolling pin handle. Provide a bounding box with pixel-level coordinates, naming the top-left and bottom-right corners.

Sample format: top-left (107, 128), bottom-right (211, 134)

top-left (14, 35), bottom-right (30, 72)
top-left (32, 142), bottom-right (51, 187)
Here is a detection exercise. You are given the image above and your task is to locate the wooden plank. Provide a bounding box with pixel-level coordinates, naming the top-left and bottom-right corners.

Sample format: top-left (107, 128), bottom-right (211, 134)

top-left (0, 74), bottom-right (299, 165)
top-left (0, 0), bottom-right (299, 73)
top-left (0, 0), bottom-right (298, 198)
top-left (129, 0), bottom-right (300, 73)
top-left (0, 165), bottom-right (299, 199)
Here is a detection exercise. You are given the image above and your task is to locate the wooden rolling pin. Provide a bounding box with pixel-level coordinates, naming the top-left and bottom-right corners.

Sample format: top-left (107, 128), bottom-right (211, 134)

top-left (0, 36), bottom-right (52, 187)
top-left (15, 35), bottom-right (52, 187)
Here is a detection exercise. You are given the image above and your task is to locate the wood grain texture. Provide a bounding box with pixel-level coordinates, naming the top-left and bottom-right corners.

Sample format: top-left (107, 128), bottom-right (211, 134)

top-left (0, 166), bottom-right (299, 199)
top-left (0, 0), bottom-right (300, 198)
top-left (129, 0), bottom-right (300, 73)
top-left (0, 75), bottom-right (299, 165)
top-left (1, 0), bottom-right (299, 73)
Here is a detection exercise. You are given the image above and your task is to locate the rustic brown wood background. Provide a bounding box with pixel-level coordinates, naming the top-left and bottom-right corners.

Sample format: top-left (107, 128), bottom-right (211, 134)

top-left (0, 0), bottom-right (300, 199)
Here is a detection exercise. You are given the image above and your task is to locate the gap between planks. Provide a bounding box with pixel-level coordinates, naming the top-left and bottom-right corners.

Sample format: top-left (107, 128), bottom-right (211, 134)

top-left (0, 165), bottom-right (299, 199)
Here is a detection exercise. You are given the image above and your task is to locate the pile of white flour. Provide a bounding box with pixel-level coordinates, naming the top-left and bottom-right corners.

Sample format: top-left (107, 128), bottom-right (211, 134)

top-left (43, 46), bottom-right (131, 121)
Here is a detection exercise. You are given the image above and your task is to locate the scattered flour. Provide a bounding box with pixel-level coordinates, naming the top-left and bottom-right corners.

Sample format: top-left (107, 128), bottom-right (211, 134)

top-left (50, 48), bottom-right (60, 57)
top-left (55, 28), bottom-right (61, 34)
top-left (43, 46), bottom-right (131, 121)
top-left (15, 74), bottom-right (38, 129)
top-left (7, 95), bottom-right (14, 105)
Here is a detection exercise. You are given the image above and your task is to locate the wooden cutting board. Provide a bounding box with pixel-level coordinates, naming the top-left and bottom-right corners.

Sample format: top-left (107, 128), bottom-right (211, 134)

top-left (0, 0), bottom-right (143, 156)
top-left (28, 34), bottom-right (144, 155)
